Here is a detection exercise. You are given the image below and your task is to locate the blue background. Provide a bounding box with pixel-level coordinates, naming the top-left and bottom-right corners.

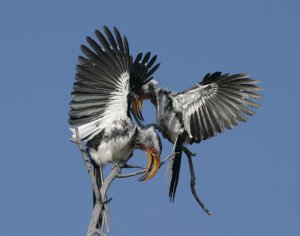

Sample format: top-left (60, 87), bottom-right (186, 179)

top-left (1, 0), bottom-right (299, 235)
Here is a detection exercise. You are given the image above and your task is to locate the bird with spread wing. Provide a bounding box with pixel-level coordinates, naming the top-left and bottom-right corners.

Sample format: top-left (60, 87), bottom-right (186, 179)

top-left (132, 71), bottom-right (263, 202)
top-left (68, 25), bottom-right (263, 226)
top-left (68, 26), bottom-right (162, 229)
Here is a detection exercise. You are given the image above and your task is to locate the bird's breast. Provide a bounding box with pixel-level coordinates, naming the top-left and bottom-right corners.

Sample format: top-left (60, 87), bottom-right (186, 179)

top-left (87, 119), bottom-right (136, 166)
top-left (157, 92), bottom-right (183, 143)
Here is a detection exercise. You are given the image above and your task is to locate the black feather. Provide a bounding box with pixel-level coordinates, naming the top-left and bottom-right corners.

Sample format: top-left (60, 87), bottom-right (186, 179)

top-left (130, 53), bottom-right (160, 94)
top-left (90, 158), bottom-right (102, 229)
top-left (146, 55), bottom-right (157, 69)
top-left (141, 52), bottom-right (151, 64)
top-left (113, 27), bottom-right (124, 53)
top-left (169, 134), bottom-right (183, 202)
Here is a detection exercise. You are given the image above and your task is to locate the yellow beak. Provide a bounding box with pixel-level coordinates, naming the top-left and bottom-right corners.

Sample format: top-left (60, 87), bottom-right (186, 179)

top-left (132, 95), bottom-right (145, 121)
top-left (139, 151), bottom-right (160, 181)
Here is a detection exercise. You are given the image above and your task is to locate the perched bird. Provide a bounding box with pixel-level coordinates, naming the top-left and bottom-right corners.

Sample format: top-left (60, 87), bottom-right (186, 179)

top-left (132, 72), bottom-right (263, 201)
top-left (68, 26), bottom-right (162, 227)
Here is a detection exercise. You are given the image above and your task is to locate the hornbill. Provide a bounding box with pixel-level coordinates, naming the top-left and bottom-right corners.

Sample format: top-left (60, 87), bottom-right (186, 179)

top-left (68, 26), bottom-right (161, 228)
top-left (132, 72), bottom-right (263, 202)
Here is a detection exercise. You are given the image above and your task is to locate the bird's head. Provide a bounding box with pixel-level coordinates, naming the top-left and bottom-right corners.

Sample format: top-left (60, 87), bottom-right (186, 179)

top-left (135, 126), bottom-right (162, 181)
top-left (132, 80), bottom-right (158, 121)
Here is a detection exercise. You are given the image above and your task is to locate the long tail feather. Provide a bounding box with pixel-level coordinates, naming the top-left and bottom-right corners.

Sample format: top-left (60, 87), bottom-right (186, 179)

top-left (93, 164), bottom-right (103, 229)
top-left (167, 134), bottom-right (183, 202)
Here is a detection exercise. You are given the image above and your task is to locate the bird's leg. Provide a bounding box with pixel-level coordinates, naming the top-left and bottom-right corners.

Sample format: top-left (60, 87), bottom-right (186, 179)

top-left (160, 152), bottom-right (180, 167)
top-left (183, 146), bottom-right (196, 157)
top-left (111, 162), bottom-right (124, 173)
top-left (186, 153), bottom-right (212, 216)
top-left (164, 131), bottom-right (184, 166)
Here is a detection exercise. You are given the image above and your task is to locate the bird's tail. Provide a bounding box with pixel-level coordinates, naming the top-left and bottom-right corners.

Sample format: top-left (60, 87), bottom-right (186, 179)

top-left (93, 165), bottom-right (112, 232)
top-left (167, 134), bottom-right (183, 202)
top-left (93, 164), bottom-right (101, 209)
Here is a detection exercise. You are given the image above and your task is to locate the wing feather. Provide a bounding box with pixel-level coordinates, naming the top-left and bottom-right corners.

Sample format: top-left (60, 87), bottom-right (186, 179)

top-left (175, 72), bottom-right (262, 142)
top-left (130, 52), bottom-right (160, 94)
top-left (69, 26), bottom-right (131, 140)
top-left (69, 26), bottom-right (161, 141)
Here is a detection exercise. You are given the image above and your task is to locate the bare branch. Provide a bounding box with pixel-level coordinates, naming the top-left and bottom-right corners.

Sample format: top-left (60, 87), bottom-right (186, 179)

top-left (86, 164), bottom-right (124, 236)
top-left (117, 169), bottom-right (146, 178)
top-left (186, 152), bottom-right (212, 216)
top-left (132, 121), bottom-right (211, 216)
top-left (87, 202), bottom-right (102, 236)
top-left (74, 128), bottom-right (101, 203)
top-left (74, 123), bottom-right (211, 236)
top-left (97, 162), bottom-right (127, 233)
top-left (123, 164), bottom-right (145, 169)
top-left (95, 229), bottom-right (106, 236)
top-left (117, 152), bottom-right (180, 179)
top-left (74, 128), bottom-right (103, 235)
top-left (100, 163), bottom-right (125, 198)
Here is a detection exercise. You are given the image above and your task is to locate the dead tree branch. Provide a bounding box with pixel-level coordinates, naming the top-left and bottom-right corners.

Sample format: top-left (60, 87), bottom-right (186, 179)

top-left (145, 124), bottom-right (212, 215)
top-left (74, 128), bottom-right (100, 203)
top-left (74, 128), bottom-right (124, 236)
top-left (74, 128), bottom-right (103, 236)
top-left (186, 152), bottom-right (212, 216)
top-left (117, 169), bottom-right (146, 178)
top-left (73, 124), bottom-right (211, 236)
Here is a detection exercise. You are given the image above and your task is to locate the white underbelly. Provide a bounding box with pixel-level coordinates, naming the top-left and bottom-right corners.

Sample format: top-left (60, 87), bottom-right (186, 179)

top-left (90, 129), bottom-right (135, 166)
top-left (157, 111), bottom-right (182, 143)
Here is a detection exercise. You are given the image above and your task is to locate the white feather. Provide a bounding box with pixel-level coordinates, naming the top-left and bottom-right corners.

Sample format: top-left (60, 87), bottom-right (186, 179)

top-left (71, 72), bottom-right (130, 141)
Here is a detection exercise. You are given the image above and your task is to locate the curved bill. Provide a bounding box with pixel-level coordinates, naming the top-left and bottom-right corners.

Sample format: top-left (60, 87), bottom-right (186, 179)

top-left (132, 95), bottom-right (145, 121)
top-left (139, 151), bottom-right (160, 181)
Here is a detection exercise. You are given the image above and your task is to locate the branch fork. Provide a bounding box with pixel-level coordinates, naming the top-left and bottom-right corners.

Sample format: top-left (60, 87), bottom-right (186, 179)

top-left (73, 125), bottom-right (211, 236)
top-left (74, 128), bottom-right (126, 236)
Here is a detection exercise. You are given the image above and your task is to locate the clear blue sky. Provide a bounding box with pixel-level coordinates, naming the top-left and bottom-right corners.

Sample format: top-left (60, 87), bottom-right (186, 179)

top-left (1, 0), bottom-right (299, 235)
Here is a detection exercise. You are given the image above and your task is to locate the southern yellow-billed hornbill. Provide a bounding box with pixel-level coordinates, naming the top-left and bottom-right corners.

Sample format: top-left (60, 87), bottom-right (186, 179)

top-left (133, 72), bottom-right (263, 202)
top-left (68, 26), bottom-right (161, 228)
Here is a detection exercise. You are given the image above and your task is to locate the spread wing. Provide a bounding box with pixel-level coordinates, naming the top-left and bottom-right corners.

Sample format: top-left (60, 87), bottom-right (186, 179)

top-left (130, 52), bottom-right (160, 95)
top-left (175, 72), bottom-right (263, 142)
top-left (69, 26), bottom-right (159, 140)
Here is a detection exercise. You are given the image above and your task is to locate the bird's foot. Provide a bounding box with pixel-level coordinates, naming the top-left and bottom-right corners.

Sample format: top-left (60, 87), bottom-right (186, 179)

top-left (183, 146), bottom-right (196, 157)
top-left (160, 152), bottom-right (180, 167)
top-left (112, 162), bottom-right (123, 173)
top-left (102, 197), bottom-right (112, 205)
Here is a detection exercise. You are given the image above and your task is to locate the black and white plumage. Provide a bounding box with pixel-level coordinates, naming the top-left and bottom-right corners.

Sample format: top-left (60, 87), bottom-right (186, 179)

top-left (133, 72), bottom-right (263, 201)
top-left (69, 25), bottom-right (161, 168)
top-left (68, 26), bottom-right (162, 228)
